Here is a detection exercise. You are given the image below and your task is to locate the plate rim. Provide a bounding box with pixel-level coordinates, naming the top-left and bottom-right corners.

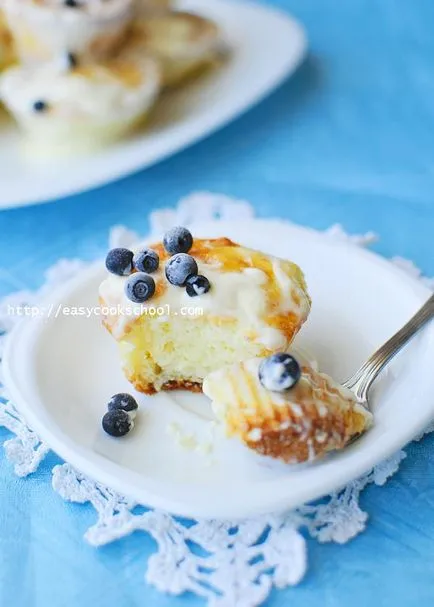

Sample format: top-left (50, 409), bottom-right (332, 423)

top-left (3, 218), bottom-right (434, 519)
top-left (0, 0), bottom-right (307, 209)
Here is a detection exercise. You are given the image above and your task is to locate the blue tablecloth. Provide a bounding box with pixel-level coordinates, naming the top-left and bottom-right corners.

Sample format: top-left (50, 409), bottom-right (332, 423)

top-left (2, 0), bottom-right (434, 605)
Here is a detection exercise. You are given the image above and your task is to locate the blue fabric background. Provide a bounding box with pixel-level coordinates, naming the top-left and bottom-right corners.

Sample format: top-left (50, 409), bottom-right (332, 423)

top-left (1, 0), bottom-right (434, 605)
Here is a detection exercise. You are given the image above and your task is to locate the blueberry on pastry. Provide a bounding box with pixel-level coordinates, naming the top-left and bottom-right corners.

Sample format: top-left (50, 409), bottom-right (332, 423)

top-left (99, 234), bottom-right (311, 394)
top-left (202, 355), bottom-right (373, 464)
top-left (125, 272), bottom-right (156, 303)
top-left (133, 248), bottom-right (160, 274)
top-left (129, 11), bottom-right (224, 87)
top-left (185, 274), bottom-right (211, 297)
top-left (258, 352), bottom-right (301, 391)
top-left (106, 248), bottom-right (134, 276)
top-left (1, 0), bottom-right (134, 65)
top-left (0, 42), bottom-right (161, 154)
top-left (165, 253), bottom-right (198, 286)
top-left (163, 226), bottom-right (193, 255)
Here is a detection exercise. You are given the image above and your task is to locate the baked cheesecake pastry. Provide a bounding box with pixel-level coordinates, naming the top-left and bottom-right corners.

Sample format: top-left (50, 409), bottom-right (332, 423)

top-left (99, 229), bottom-right (311, 394)
top-left (135, 0), bottom-right (172, 16)
top-left (0, 10), bottom-right (14, 71)
top-left (1, 0), bottom-right (133, 65)
top-left (203, 353), bottom-right (373, 463)
top-left (0, 43), bottom-right (160, 154)
top-left (130, 11), bottom-right (223, 87)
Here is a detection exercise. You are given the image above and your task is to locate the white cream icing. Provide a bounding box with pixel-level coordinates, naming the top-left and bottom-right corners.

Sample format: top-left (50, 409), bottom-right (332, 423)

top-left (255, 327), bottom-right (288, 350)
top-left (247, 428), bottom-right (262, 442)
top-left (99, 243), bottom-right (310, 345)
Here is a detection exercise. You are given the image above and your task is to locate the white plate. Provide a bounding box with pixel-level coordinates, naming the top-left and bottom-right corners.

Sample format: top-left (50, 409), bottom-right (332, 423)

top-left (0, 0), bottom-right (306, 209)
top-left (4, 219), bottom-right (434, 519)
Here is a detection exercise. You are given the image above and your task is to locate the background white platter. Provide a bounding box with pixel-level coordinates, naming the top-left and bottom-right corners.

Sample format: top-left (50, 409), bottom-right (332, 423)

top-left (4, 219), bottom-right (434, 519)
top-left (0, 0), bottom-right (307, 209)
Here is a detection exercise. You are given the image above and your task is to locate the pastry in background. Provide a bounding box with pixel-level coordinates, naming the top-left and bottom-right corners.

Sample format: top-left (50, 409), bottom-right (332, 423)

top-left (203, 354), bottom-right (372, 464)
top-left (0, 10), bottom-right (14, 71)
top-left (130, 11), bottom-right (224, 87)
top-left (99, 231), bottom-right (311, 394)
top-left (1, 0), bottom-right (134, 65)
top-left (0, 3), bottom-right (228, 155)
top-left (135, 0), bottom-right (172, 16)
top-left (0, 47), bottom-right (160, 154)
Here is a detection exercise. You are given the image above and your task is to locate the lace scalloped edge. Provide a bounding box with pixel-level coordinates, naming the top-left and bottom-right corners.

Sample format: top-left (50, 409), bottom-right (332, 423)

top-left (0, 192), bottom-right (433, 607)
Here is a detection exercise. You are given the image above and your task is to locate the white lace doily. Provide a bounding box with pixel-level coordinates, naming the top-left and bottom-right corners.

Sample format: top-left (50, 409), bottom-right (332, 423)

top-left (0, 193), bottom-right (433, 607)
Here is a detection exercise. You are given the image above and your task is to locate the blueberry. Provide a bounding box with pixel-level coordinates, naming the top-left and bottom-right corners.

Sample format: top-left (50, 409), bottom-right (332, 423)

top-left (33, 100), bottom-right (49, 113)
top-left (102, 410), bottom-right (133, 437)
top-left (258, 353), bottom-right (301, 392)
top-left (105, 248), bottom-right (134, 276)
top-left (108, 393), bottom-right (138, 418)
top-left (163, 227), bottom-right (193, 255)
top-left (165, 253), bottom-right (198, 286)
top-left (64, 0), bottom-right (80, 7)
top-left (133, 248), bottom-right (159, 274)
top-left (66, 52), bottom-right (78, 69)
top-left (125, 272), bottom-right (155, 302)
top-left (185, 274), bottom-right (211, 297)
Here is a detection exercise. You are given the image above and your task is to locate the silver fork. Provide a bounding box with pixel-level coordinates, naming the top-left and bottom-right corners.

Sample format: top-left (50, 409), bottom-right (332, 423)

top-left (343, 293), bottom-right (434, 412)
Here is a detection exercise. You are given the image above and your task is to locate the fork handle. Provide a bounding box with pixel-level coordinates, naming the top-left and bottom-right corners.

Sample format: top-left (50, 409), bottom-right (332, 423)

top-left (343, 293), bottom-right (434, 402)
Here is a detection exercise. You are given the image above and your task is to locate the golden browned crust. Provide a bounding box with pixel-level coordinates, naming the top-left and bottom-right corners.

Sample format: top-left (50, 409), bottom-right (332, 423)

top-left (206, 363), bottom-right (371, 464)
top-left (131, 11), bottom-right (220, 50)
top-left (89, 27), bottom-right (129, 60)
top-left (149, 237), bottom-right (238, 264)
top-left (243, 406), bottom-right (368, 463)
top-left (124, 373), bottom-right (203, 395)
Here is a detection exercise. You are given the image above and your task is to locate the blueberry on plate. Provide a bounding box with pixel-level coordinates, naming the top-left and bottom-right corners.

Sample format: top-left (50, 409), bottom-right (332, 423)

top-left (105, 248), bottom-right (134, 276)
top-left (165, 253), bottom-right (198, 286)
top-left (102, 410), bottom-right (133, 437)
top-left (33, 100), bottom-right (49, 113)
top-left (163, 226), bottom-right (193, 255)
top-left (108, 393), bottom-right (138, 418)
top-left (258, 353), bottom-right (301, 392)
top-left (185, 274), bottom-right (211, 297)
top-left (125, 272), bottom-right (155, 303)
top-left (133, 248), bottom-right (159, 274)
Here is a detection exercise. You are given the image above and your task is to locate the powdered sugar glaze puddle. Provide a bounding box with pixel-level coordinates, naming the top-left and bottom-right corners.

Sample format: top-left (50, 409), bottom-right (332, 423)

top-left (4, 218), bottom-right (434, 518)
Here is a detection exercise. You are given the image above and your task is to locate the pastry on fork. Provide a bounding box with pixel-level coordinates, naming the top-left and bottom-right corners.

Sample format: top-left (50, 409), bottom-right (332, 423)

top-left (203, 353), bottom-right (373, 463)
